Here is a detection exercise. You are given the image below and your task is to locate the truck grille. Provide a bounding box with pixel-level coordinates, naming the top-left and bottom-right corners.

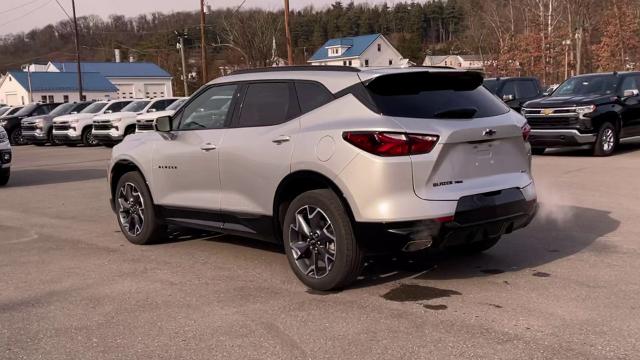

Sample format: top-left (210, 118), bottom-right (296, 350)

top-left (53, 124), bottom-right (70, 131)
top-left (93, 124), bottom-right (113, 131)
top-left (136, 123), bottom-right (154, 131)
top-left (21, 125), bottom-right (37, 131)
top-left (526, 117), bottom-right (579, 128)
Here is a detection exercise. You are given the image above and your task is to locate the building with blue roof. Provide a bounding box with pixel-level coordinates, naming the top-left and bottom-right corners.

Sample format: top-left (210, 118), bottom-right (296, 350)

top-left (0, 71), bottom-right (118, 106)
top-left (46, 61), bottom-right (173, 99)
top-left (308, 34), bottom-right (408, 67)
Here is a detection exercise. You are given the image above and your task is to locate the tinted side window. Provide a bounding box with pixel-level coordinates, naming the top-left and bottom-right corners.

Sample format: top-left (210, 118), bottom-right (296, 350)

top-left (178, 84), bottom-right (237, 130)
top-left (295, 82), bottom-right (334, 114)
top-left (149, 99), bottom-right (175, 112)
top-left (516, 80), bottom-right (539, 98)
top-left (501, 81), bottom-right (516, 97)
top-left (106, 101), bottom-right (131, 113)
top-left (237, 82), bottom-right (298, 127)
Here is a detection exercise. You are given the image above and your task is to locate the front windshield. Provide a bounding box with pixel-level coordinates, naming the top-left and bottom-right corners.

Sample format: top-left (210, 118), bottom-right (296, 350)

top-left (48, 103), bottom-right (76, 117)
top-left (4, 107), bottom-right (22, 116)
top-left (0, 107), bottom-right (9, 117)
top-left (166, 98), bottom-right (188, 111)
top-left (122, 101), bottom-right (151, 113)
top-left (15, 104), bottom-right (38, 116)
top-left (80, 102), bottom-right (107, 114)
top-left (553, 75), bottom-right (618, 97)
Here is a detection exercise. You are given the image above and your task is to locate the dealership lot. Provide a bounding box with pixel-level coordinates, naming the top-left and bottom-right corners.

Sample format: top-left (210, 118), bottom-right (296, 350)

top-left (1, 145), bottom-right (640, 359)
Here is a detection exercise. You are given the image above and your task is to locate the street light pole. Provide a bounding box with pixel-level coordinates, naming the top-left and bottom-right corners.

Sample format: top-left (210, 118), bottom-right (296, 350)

top-left (283, 0), bottom-right (294, 65)
top-left (199, 0), bottom-right (208, 83)
top-left (176, 32), bottom-right (189, 97)
top-left (71, 0), bottom-right (84, 101)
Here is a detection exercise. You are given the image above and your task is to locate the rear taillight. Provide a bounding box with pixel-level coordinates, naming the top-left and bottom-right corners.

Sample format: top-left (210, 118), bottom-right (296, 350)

top-left (343, 131), bottom-right (439, 157)
top-left (522, 123), bottom-right (531, 142)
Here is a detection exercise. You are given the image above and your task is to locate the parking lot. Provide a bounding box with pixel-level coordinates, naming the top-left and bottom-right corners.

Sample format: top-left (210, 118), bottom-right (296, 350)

top-left (1, 144), bottom-right (640, 359)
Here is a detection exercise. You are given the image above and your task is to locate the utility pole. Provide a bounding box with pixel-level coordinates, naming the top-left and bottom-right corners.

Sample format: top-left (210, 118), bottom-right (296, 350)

top-left (175, 31), bottom-right (190, 96)
top-left (283, 0), bottom-right (293, 65)
top-left (562, 39), bottom-right (571, 81)
top-left (71, 0), bottom-right (84, 101)
top-left (199, 0), bottom-right (208, 83)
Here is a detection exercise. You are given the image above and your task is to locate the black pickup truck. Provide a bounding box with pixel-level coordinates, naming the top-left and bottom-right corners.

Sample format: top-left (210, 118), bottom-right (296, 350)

top-left (0, 102), bottom-right (61, 145)
top-left (484, 77), bottom-right (544, 112)
top-left (522, 72), bottom-right (640, 156)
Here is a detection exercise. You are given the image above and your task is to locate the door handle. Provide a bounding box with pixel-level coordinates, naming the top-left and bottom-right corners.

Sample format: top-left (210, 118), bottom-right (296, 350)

top-left (200, 143), bottom-right (217, 151)
top-left (272, 135), bottom-right (291, 144)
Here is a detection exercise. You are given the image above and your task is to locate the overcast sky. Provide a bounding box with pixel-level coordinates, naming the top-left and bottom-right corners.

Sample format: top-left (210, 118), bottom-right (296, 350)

top-left (0, 0), bottom-right (391, 36)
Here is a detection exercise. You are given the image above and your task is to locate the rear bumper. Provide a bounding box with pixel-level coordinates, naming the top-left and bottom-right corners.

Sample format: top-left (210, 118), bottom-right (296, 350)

top-left (356, 187), bottom-right (538, 253)
top-left (529, 129), bottom-right (596, 147)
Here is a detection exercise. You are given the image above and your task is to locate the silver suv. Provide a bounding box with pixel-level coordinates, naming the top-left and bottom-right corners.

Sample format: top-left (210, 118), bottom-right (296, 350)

top-left (108, 66), bottom-right (538, 290)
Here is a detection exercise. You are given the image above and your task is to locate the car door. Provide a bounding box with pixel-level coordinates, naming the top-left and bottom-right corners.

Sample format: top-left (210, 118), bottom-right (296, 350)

top-left (217, 81), bottom-right (301, 239)
top-left (618, 75), bottom-right (640, 138)
top-left (151, 84), bottom-right (239, 225)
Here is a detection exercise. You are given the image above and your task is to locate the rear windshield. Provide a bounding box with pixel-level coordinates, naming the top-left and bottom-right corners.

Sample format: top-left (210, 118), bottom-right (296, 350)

top-left (483, 79), bottom-right (499, 94)
top-left (366, 72), bottom-right (510, 119)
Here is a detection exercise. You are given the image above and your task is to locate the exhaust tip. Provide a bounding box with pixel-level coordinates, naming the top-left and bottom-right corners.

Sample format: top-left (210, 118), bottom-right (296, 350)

top-left (402, 238), bottom-right (433, 252)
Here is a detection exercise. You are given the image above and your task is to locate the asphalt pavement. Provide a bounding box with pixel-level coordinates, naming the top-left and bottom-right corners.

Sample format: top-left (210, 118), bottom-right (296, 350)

top-left (1, 144), bottom-right (639, 359)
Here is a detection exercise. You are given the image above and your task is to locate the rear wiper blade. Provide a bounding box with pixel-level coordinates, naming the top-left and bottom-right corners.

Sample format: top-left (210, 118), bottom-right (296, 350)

top-left (433, 107), bottom-right (478, 119)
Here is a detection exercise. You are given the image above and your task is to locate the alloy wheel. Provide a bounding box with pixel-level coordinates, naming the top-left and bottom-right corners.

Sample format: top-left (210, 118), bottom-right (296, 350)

top-left (86, 130), bottom-right (98, 146)
top-left (117, 182), bottom-right (145, 236)
top-left (601, 128), bottom-right (615, 152)
top-left (10, 129), bottom-right (25, 145)
top-left (288, 205), bottom-right (337, 279)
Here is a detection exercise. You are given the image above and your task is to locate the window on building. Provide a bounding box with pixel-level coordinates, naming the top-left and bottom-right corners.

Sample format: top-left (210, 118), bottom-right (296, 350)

top-left (365, 59), bottom-right (369, 67)
top-left (377, 44), bottom-right (381, 52)
top-left (389, 59), bottom-right (393, 65)
top-left (81, 95), bottom-right (87, 101)
top-left (41, 95), bottom-right (47, 103)
top-left (63, 95), bottom-right (69, 103)
top-left (343, 60), bottom-right (347, 66)
top-left (348, 60), bottom-right (352, 66)
top-left (48, 95), bottom-right (54, 103)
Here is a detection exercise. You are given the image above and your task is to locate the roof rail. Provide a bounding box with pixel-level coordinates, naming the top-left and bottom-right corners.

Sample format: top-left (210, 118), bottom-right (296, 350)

top-left (230, 65), bottom-right (361, 75)
top-left (409, 65), bottom-right (457, 70)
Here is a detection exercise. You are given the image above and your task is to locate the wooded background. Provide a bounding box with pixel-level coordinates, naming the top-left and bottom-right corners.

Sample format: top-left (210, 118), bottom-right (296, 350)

top-left (1, 0), bottom-right (639, 94)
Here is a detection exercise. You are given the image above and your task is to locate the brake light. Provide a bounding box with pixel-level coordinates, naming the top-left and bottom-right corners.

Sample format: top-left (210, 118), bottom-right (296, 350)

top-left (522, 123), bottom-right (531, 142)
top-left (343, 131), bottom-right (439, 156)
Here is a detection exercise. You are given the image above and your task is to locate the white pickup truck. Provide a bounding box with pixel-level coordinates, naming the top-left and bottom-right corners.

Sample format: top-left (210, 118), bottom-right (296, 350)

top-left (92, 98), bottom-right (179, 145)
top-left (52, 100), bottom-right (132, 146)
top-left (135, 97), bottom-right (188, 133)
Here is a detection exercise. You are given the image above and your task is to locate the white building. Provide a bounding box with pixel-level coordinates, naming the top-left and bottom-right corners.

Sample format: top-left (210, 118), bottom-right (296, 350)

top-left (0, 71), bottom-right (117, 106)
top-left (423, 55), bottom-right (489, 71)
top-left (308, 34), bottom-right (409, 67)
top-left (45, 61), bottom-right (173, 99)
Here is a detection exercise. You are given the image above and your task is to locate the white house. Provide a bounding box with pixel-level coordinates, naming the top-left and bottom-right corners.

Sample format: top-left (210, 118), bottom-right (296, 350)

top-left (423, 55), bottom-right (489, 71)
top-left (308, 34), bottom-right (409, 67)
top-left (0, 71), bottom-right (118, 106)
top-left (45, 61), bottom-right (173, 99)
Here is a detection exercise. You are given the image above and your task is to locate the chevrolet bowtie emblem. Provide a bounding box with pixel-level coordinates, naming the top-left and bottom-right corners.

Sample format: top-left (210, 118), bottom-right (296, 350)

top-left (543, 108), bottom-right (554, 115)
top-left (483, 129), bottom-right (497, 136)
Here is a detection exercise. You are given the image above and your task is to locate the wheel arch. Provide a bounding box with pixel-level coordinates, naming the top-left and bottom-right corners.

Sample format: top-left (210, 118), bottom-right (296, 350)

top-left (109, 159), bottom-right (150, 205)
top-left (272, 170), bottom-right (356, 243)
top-left (592, 111), bottom-right (621, 132)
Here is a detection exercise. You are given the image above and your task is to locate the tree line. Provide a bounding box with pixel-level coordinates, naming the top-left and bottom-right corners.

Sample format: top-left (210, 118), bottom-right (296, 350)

top-left (1, 0), bottom-right (639, 95)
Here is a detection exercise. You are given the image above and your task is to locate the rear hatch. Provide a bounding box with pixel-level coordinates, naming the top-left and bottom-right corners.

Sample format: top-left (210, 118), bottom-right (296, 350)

top-left (363, 70), bottom-right (532, 201)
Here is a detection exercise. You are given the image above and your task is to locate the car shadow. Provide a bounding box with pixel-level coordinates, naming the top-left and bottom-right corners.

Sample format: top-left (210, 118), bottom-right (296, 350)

top-left (6, 168), bottom-right (106, 187)
top-left (155, 226), bottom-right (283, 254)
top-left (353, 204), bottom-right (620, 288)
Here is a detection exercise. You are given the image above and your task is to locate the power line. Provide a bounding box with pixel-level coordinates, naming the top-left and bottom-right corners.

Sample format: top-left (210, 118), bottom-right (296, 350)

top-left (0, 0), bottom-right (41, 15)
top-left (0, 0), bottom-right (53, 30)
top-left (53, 0), bottom-right (72, 21)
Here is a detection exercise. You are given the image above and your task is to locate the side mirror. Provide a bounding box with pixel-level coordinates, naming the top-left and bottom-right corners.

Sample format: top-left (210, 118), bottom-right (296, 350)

top-left (502, 94), bottom-right (515, 102)
top-left (104, 110), bottom-right (113, 114)
top-left (542, 92), bottom-right (550, 96)
top-left (148, 108), bottom-right (157, 113)
top-left (154, 115), bottom-right (172, 132)
top-left (623, 89), bottom-right (639, 98)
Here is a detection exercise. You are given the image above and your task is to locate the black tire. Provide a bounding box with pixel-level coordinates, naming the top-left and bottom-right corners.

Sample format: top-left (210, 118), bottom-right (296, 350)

top-left (65, 143), bottom-right (78, 147)
top-left (0, 168), bottom-right (9, 186)
top-left (531, 147), bottom-right (546, 155)
top-left (8, 128), bottom-right (24, 146)
top-left (34, 142), bottom-right (46, 147)
top-left (82, 127), bottom-right (98, 147)
top-left (452, 237), bottom-right (501, 255)
top-left (283, 189), bottom-right (364, 291)
top-left (593, 122), bottom-right (617, 156)
top-left (115, 171), bottom-right (166, 245)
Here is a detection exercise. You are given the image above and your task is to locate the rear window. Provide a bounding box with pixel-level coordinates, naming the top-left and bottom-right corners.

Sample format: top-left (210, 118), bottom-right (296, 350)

top-left (483, 79), bottom-right (499, 94)
top-left (366, 72), bottom-right (510, 119)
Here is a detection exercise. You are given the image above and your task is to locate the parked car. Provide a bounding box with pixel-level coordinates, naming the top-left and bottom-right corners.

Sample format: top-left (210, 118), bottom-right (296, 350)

top-left (522, 71), bottom-right (640, 156)
top-left (136, 97), bottom-right (188, 133)
top-left (0, 106), bottom-right (23, 119)
top-left (21, 102), bottom-right (92, 146)
top-left (108, 66), bottom-right (538, 291)
top-left (92, 98), bottom-right (179, 145)
top-left (0, 102), bottom-right (62, 145)
top-left (483, 77), bottom-right (544, 112)
top-left (52, 100), bottom-right (132, 146)
top-left (0, 126), bottom-right (11, 186)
